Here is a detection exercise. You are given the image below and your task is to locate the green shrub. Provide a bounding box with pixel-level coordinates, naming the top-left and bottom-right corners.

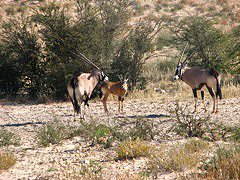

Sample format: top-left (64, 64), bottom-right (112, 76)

top-left (0, 129), bottom-right (20, 147)
top-left (0, 17), bottom-right (44, 97)
top-left (37, 121), bottom-right (68, 147)
top-left (156, 31), bottom-right (173, 50)
top-left (93, 124), bottom-right (113, 148)
top-left (68, 121), bottom-right (113, 148)
top-left (232, 127), bottom-right (240, 143)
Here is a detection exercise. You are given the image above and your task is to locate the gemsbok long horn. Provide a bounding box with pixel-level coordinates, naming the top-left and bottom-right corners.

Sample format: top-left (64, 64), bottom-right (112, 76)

top-left (178, 42), bottom-right (189, 63)
top-left (70, 51), bottom-right (100, 70)
top-left (182, 44), bottom-right (200, 64)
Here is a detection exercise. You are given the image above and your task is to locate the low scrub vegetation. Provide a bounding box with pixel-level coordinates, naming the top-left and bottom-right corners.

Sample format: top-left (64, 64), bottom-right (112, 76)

top-left (58, 160), bottom-right (102, 179)
top-left (199, 145), bottom-right (240, 179)
top-left (0, 152), bottom-right (16, 170)
top-left (148, 139), bottom-right (209, 177)
top-left (69, 120), bottom-right (114, 148)
top-left (37, 119), bottom-right (115, 148)
top-left (0, 129), bottom-right (20, 147)
top-left (37, 120), bottom-right (69, 147)
top-left (113, 118), bottom-right (160, 141)
top-left (93, 124), bottom-right (113, 148)
top-left (168, 102), bottom-right (236, 141)
top-left (116, 138), bottom-right (153, 160)
top-left (232, 127), bottom-right (240, 143)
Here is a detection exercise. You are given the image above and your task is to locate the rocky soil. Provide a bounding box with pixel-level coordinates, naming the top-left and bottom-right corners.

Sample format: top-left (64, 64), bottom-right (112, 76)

top-left (0, 96), bottom-right (239, 179)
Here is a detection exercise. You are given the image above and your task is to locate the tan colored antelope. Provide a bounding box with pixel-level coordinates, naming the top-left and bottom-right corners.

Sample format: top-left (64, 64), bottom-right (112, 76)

top-left (68, 52), bottom-right (108, 119)
top-left (174, 43), bottom-right (222, 113)
top-left (100, 78), bottom-right (128, 113)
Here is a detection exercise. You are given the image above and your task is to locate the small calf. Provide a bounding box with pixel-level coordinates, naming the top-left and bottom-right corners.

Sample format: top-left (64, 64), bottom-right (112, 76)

top-left (100, 78), bottom-right (128, 113)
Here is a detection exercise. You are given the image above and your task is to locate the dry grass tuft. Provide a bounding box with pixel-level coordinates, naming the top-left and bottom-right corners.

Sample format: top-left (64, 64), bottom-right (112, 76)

top-left (199, 145), bottom-right (240, 179)
top-left (148, 139), bottom-right (209, 176)
top-left (117, 138), bottom-right (153, 160)
top-left (58, 160), bottom-right (102, 179)
top-left (0, 152), bottom-right (16, 170)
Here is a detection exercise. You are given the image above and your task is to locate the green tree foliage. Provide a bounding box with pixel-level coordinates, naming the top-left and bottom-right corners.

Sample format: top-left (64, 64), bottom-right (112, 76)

top-left (172, 17), bottom-right (234, 72)
top-left (0, 1), bottom-right (158, 100)
top-left (230, 26), bottom-right (240, 74)
top-left (111, 22), bottom-right (156, 88)
top-left (0, 17), bottom-right (44, 97)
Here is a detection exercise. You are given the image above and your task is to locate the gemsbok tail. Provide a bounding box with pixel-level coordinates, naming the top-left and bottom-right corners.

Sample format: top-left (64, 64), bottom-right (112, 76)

top-left (210, 69), bottom-right (222, 100)
top-left (69, 76), bottom-right (80, 113)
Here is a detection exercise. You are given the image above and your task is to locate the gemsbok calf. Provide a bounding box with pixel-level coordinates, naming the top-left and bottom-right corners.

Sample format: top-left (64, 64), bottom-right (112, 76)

top-left (174, 43), bottom-right (222, 113)
top-left (100, 77), bottom-right (128, 113)
top-left (68, 52), bottom-right (108, 119)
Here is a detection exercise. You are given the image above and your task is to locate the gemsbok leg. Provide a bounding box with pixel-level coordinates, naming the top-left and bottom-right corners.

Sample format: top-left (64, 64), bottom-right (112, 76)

top-left (118, 96), bottom-right (121, 112)
top-left (206, 86), bottom-right (216, 113)
top-left (121, 97), bottom-right (124, 112)
top-left (201, 90), bottom-right (207, 112)
top-left (215, 92), bottom-right (219, 113)
top-left (192, 88), bottom-right (198, 113)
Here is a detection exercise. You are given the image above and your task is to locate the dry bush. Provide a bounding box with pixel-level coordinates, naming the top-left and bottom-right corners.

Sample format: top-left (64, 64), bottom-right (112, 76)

top-left (0, 152), bottom-right (16, 170)
top-left (221, 18), bottom-right (229, 25)
top-left (235, 10), bottom-right (240, 23)
top-left (5, 6), bottom-right (15, 16)
top-left (157, 0), bottom-right (168, 5)
top-left (113, 118), bottom-right (160, 141)
top-left (0, 129), bottom-right (20, 147)
top-left (183, 138), bottom-right (209, 153)
top-left (168, 102), bottom-right (235, 141)
top-left (217, 0), bottom-right (229, 4)
top-left (221, 4), bottom-right (232, 13)
top-left (116, 138), bottom-right (153, 160)
top-left (199, 145), bottom-right (240, 179)
top-left (57, 160), bottom-right (102, 180)
top-left (207, 4), bottom-right (217, 12)
top-left (148, 139), bottom-right (209, 177)
top-left (179, 0), bottom-right (198, 6)
top-left (222, 84), bottom-right (240, 98)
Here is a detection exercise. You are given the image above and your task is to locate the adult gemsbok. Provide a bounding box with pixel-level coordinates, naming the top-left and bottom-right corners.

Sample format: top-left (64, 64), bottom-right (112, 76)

top-left (173, 43), bottom-right (222, 113)
top-left (100, 76), bottom-right (128, 113)
top-left (67, 52), bottom-right (108, 119)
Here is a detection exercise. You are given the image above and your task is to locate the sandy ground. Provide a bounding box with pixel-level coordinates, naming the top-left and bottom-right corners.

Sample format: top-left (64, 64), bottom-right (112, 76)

top-left (0, 96), bottom-right (240, 179)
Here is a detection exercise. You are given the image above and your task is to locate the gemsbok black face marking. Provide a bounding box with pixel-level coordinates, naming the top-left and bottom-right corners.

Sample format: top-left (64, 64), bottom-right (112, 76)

top-left (174, 43), bottom-right (222, 114)
top-left (68, 52), bottom-right (108, 120)
top-left (174, 63), bottom-right (182, 80)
